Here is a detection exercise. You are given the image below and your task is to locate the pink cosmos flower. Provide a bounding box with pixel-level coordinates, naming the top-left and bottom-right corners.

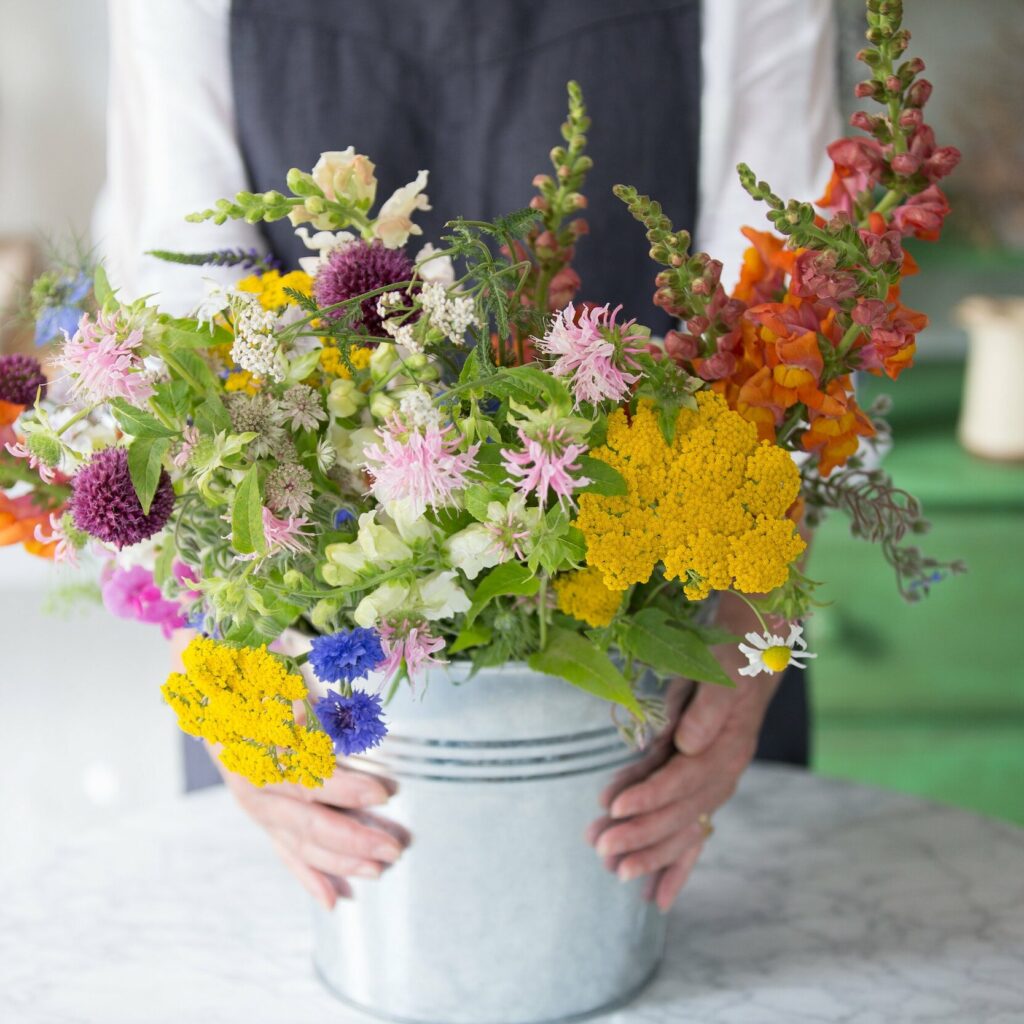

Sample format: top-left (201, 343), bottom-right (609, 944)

top-left (363, 414), bottom-right (479, 518)
top-left (4, 439), bottom-right (57, 484)
top-left (33, 512), bottom-right (78, 566)
top-left (534, 303), bottom-right (644, 407)
top-left (172, 425), bottom-right (200, 469)
top-left (378, 619), bottom-right (447, 682)
top-left (501, 426), bottom-right (591, 510)
top-left (55, 311), bottom-right (154, 405)
top-left (100, 564), bottom-right (187, 639)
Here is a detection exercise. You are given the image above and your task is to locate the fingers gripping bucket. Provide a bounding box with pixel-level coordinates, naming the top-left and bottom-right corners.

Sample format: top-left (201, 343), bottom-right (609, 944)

top-left (311, 662), bottom-right (667, 1023)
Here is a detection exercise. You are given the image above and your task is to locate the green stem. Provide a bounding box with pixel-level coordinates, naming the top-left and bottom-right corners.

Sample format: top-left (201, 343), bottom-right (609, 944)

top-left (835, 321), bottom-right (864, 362)
top-left (538, 575), bottom-right (549, 649)
top-left (730, 591), bottom-right (770, 635)
top-left (55, 405), bottom-right (96, 437)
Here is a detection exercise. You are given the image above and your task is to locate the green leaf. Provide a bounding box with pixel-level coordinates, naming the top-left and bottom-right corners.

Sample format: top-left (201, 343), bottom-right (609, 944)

top-left (458, 348), bottom-right (482, 386)
top-left (472, 444), bottom-right (511, 486)
top-left (622, 608), bottom-right (734, 687)
top-left (464, 482), bottom-right (513, 522)
top-left (194, 396), bottom-right (232, 435)
top-left (152, 380), bottom-right (192, 423)
top-left (127, 437), bottom-right (171, 515)
top-left (449, 621), bottom-right (493, 654)
top-left (93, 264), bottom-right (113, 307)
top-left (285, 349), bottom-right (323, 384)
top-left (231, 465), bottom-right (266, 556)
top-left (153, 540), bottom-right (176, 589)
top-left (163, 324), bottom-right (226, 349)
top-left (483, 365), bottom-right (571, 408)
top-left (465, 561), bottom-right (539, 625)
top-left (528, 627), bottom-right (642, 715)
top-left (159, 345), bottom-right (221, 396)
top-left (578, 455), bottom-right (627, 497)
top-left (109, 399), bottom-right (176, 440)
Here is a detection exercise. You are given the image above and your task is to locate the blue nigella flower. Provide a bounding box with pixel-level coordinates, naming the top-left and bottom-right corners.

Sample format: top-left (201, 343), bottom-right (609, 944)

top-left (333, 508), bottom-right (357, 529)
top-left (33, 273), bottom-right (90, 346)
top-left (909, 571), bottom-right (945, 592)
top-left (315, 690), bottom-right (388, 756)
top-left (309, 627), bottom-right (385, 685)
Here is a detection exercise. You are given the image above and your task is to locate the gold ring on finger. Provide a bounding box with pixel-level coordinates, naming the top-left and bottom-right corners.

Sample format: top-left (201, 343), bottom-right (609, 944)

top-left (697, 812), bottom-right (714, 840)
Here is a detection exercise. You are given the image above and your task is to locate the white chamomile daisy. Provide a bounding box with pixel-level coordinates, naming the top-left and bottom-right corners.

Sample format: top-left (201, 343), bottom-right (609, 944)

top-left (738, 622), bottom-right (817, 677)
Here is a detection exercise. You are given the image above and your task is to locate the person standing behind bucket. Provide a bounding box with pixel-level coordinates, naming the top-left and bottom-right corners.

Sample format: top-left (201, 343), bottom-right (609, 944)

top-left (96, 0), bottom-right (840, 912)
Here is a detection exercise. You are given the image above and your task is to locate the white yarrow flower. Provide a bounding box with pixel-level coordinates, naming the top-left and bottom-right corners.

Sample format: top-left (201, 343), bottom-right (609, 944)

top-left (230, 295), bottom-right (284, 382)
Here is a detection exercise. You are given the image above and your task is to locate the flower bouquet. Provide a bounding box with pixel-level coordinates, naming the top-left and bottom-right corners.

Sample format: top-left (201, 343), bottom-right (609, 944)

top-left (1, 2), bottom-right (963, 1019)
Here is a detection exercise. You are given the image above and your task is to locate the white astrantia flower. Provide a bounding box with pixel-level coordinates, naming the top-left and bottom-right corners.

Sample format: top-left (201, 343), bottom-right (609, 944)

top-left (444, 523), bottom-right (505, 580)
top-left (373, 169), bottom-right (431, 249)
top-left (738, 622), bottom-right (817, 677)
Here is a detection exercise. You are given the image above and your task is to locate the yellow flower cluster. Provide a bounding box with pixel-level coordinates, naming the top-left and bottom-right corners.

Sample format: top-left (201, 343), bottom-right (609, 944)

top-left (320, 344), bottom-right (373, 379)
top-left (237, 270), bottom-right (313, 310)
top-left (554, 566), bottom-right (623, 627)
top-left (161, 637), bottom-right (335, 787)
top-left (576, 392), bottom-right (805, 600)
top-left (223, 369), bottom-right (261, 395)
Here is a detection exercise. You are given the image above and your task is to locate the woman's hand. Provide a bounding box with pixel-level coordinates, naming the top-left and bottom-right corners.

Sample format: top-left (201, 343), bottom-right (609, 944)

top-left (218, 759), bottom-right (408, 910)
top-left (586, 594), bottom-right (780, 913)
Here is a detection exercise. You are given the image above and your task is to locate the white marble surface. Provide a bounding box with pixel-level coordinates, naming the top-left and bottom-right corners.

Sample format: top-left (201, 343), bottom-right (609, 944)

top-left (1, 765), bottom-right (1023, 1024)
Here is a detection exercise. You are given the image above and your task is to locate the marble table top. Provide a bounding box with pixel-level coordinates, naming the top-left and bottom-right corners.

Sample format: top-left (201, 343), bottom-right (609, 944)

top-left (2, 765), bottom-right (1022, 1024)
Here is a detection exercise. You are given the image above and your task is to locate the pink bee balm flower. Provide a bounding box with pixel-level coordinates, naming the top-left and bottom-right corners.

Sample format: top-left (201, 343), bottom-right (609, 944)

top-left (363, 414), bottom-right (478, 519)
top-left (172, 425), bottom-right (200, 469)
top-left (4, 440), bottom-right (57, 484)
top-left (378, 619), bottom-right (447, 682)
top-left (55, 311), bottom-right (154, 406)
top-left (501, 426), bottom-right (591, 510)
top-left (534, 303), bottom-right (645, 407)
top-left (33, 512), bottom-right (78, 566)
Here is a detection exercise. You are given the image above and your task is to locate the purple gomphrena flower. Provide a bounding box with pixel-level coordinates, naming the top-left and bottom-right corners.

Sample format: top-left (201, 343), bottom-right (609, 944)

top-left (313, 240), bottom-right (413, 335)
top-left (363, 414), bottom-right (478, 519)
top-left (501, 426), bottom-right (591, 510)
top-left (534, 303), bottom-right (645, 407)
top-left (69, 447), bottom-right (174, 548)
top-left (308, 628), bottom-right (386, 685)
top-left (314, 690), bottom-right (388, 756)
top-left (0, 353), bottom-right (48, 406)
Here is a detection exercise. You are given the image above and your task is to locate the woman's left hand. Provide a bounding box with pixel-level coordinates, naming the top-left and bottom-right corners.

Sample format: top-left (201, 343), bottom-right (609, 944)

top-left (586, 663), bottom-right (780, 913)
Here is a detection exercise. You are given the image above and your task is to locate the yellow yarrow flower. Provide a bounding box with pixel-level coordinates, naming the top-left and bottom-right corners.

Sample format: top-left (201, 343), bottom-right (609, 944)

top-left (161, 636), bottom-right (335, 788)
top-left (223, 369), bottom-right (261, 395)
top-left (554, 566), bottom-right (623, 627)
top-left (237, 270), bottom-right (313, 311)
top-left (320, 344), bottom-right (373, 379)
top-left (576, 391), bottom-right (805, 600)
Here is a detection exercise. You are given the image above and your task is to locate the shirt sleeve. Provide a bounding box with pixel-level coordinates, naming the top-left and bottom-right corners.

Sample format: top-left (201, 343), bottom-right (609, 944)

top-left (696, 0), bottom-right (842, 287)
top-left (92, 0), bottom-right (264, 316)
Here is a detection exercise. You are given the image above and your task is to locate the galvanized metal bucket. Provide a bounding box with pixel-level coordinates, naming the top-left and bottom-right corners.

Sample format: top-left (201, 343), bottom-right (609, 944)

top-left (311, 661), bottom-right (667, 1023)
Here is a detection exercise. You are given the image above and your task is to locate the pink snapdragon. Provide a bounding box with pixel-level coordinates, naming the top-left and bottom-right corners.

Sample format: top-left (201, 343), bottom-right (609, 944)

top-left (55, 311), bottom-right (154, 405)
top-left (100, 564), bottom-right (187, 638)
top-left (535, 303), bottom-right (644, 407)
top-left (378, 619), bottom-right (447, 681)
top-left (363, 414), bottom-right (478, 518)
top-left (501, 426), bottom-right (591, 510)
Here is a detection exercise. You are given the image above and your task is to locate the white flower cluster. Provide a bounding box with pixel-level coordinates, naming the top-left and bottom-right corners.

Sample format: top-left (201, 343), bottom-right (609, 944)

top-left (419, 281), bottom-right (478, 346)
top-left (376, 291), bottom-right (421, 353)
top-left (230, 295), bottom-right (284, 382)
top-left (398, 387), bottom-right (441, 430)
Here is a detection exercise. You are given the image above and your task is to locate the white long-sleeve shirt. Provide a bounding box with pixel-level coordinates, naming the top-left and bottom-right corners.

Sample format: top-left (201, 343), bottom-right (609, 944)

top-left (95, 0), bottom-right (840, 314)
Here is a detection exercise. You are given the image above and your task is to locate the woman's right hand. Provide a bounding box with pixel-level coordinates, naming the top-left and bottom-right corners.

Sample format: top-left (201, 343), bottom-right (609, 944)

top-left (218, 761), bottom-right (407, 909)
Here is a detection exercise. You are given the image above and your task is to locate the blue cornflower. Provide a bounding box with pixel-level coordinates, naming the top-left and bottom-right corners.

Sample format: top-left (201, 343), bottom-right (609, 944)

top-left (309, 627), bottom-right (385, 684)
top-left (315, 690), bottom-right (388, 756)
top-left (33, 273), bottom-right (90, 346)
top-left (333, 508), bottom-right (357, 529)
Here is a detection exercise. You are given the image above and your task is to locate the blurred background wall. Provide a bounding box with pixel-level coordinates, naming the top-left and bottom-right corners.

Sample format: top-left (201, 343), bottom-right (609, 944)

top-left (1, 0), bottom-right (1022, 869)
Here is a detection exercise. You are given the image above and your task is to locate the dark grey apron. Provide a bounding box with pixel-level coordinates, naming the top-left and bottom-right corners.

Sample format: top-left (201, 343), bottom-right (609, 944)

top-left (183, 0), bottom-right (806, 791)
